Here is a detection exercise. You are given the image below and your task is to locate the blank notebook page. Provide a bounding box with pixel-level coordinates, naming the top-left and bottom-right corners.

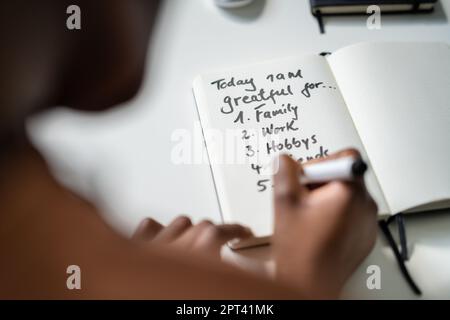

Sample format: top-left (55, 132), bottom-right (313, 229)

top-left (329, 42), bottom-right (450, 213)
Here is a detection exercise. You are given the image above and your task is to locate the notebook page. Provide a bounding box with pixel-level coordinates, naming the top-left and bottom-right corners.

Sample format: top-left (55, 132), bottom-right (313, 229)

top-left (193, 54), bottom-right (388, 239)
top-left (328, 42), bottom-right (450, 214)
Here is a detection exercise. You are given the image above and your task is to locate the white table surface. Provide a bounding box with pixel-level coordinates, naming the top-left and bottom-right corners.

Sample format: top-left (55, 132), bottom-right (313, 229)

top-left (28, 0), bottom-right (450, 299)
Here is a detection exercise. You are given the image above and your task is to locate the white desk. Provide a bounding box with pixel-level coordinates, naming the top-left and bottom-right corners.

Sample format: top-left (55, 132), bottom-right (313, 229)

top-left (29, 0), bottom-right (450, 299)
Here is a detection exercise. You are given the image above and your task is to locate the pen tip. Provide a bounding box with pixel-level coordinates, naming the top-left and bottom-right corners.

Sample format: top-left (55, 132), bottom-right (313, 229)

top-left (352, 159), bottom-right (368, 176)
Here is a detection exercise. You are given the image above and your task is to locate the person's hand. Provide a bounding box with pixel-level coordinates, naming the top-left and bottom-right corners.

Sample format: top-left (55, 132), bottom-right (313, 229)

top-left (132, 216), bottom-right (252, 259)
top-left (272, 149), bottom-right (378, 299)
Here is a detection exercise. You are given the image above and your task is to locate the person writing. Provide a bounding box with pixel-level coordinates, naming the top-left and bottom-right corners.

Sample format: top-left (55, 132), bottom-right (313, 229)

top-left (0, 0), bottom-right (377, 299)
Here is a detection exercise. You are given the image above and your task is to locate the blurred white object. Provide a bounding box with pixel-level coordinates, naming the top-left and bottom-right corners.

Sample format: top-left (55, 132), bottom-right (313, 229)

top-left (215, 0), bottom-right (254, 9)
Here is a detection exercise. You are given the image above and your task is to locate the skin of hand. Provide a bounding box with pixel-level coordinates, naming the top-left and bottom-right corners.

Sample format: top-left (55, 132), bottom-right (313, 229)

top-left (131, 149), bottom-right (378, 298)
top-left (272, 149), bottom-right (378, 298)
top-left (132, 216), bottom-right (252, 260)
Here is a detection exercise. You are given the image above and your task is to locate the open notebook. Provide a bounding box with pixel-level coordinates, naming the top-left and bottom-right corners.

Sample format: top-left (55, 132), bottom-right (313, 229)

top-left (193, 42), bottom-right (450, 248)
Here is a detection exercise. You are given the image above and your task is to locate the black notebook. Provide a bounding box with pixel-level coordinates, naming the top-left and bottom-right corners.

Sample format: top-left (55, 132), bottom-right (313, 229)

top-left (310, 0), bottom-right (437, 15)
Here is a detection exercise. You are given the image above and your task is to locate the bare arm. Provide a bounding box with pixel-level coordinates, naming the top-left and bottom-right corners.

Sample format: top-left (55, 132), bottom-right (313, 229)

top-left (0, 143), bottom-right (376, 299)
top-left (0, 143), bottom-right (298, 299)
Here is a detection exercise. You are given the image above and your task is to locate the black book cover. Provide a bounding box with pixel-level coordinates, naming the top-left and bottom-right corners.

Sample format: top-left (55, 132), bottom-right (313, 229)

top-left (310, 0), bottom-right (437, 16)
top-left (311, 0), bottom-right (437, 7)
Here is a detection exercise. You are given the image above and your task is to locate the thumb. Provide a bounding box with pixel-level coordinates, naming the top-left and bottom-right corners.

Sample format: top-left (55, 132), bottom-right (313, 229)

top-left (273, 154), bottom-right (308, 212)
